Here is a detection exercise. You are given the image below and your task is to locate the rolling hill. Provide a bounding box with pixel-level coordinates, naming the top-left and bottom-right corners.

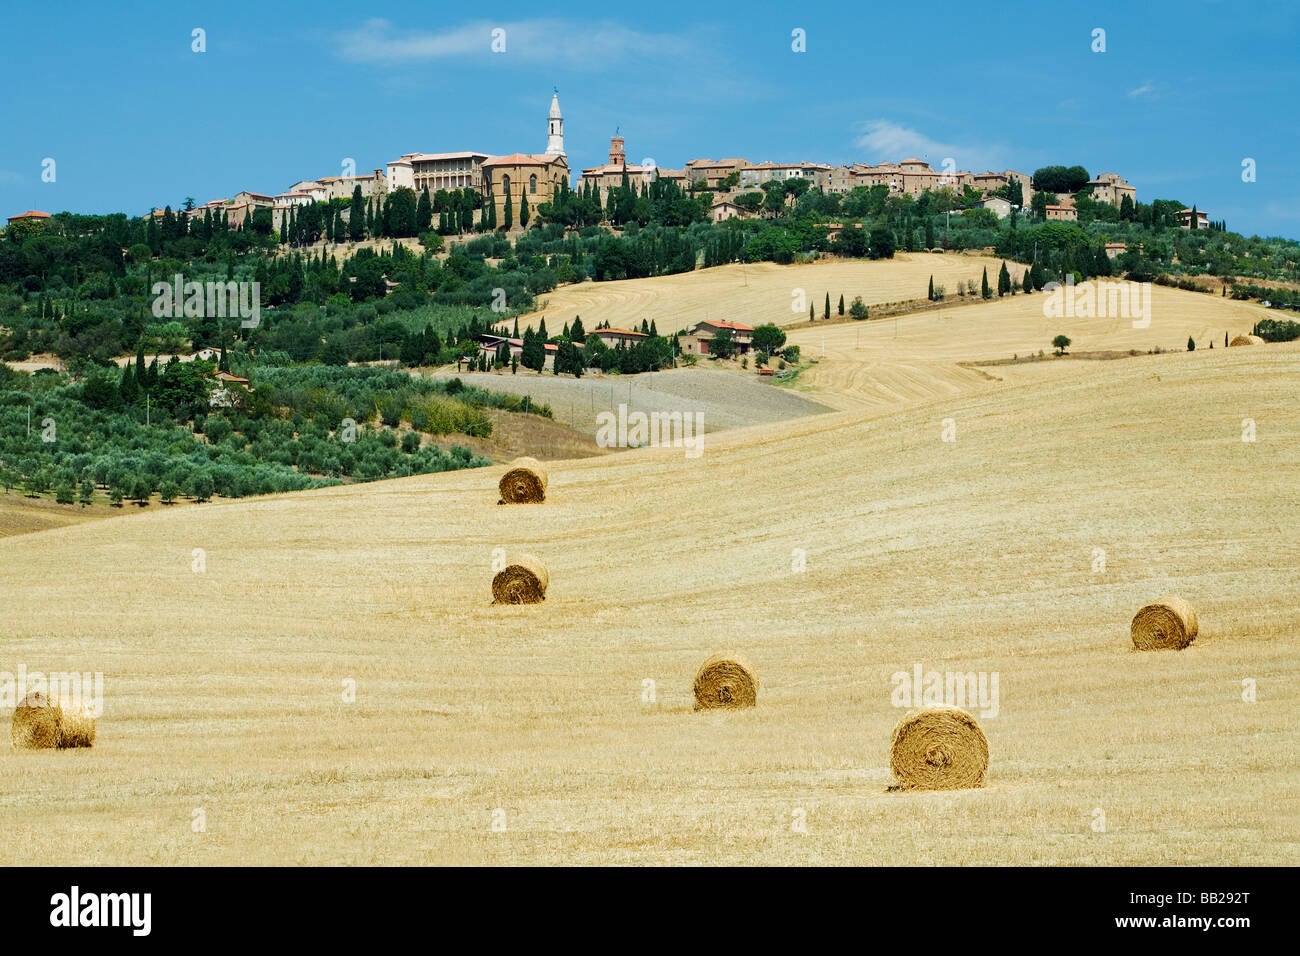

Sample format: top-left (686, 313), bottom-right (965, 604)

top-left (1, 273), bottom-right (1296, 865)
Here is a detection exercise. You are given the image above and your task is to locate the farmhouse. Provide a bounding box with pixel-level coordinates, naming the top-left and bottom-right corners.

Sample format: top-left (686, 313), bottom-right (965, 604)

top-left (711, 201), bottom-right (745, 223)
top-left (1177, 208), bottom-right (1210, 230)
top-left (206, 370), bottom-right (250, 409)
top-left (6, 210), bottom-right (51, 224)
top-left (1045, 204), bottom-right (1078, 222)
top-left (678, 320), bottom-right (754, 356)
top-left (478, 334), bottom-right (557, 370)
top-left (589, 327), bottom-right (648, 349)
top-left (1104, 241), bottom-right (1128, 258)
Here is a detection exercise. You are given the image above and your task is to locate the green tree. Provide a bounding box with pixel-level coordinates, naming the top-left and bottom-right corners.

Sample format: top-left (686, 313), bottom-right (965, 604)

top-left (849, 297), bottom-right (869, 320)
top-left (981, 267), bottom-right (992, 299)
top-left (751, 324), bottom-right (787, 353)
top-left (55, 481), bottom-right (74, 505)
top-left (823, 292), bottom-right (831, 319)
top-left (998, 261), bottom-right (1011, 297)
top-left (837, 294), bottom-right (845, 315)
top-left (1187, 336), bottom-right (1196, 351)
top-left (417, 187), bottom-right (432, 231)
top-left (520, 192), bottom-right (530, 228)
top-left (1052, 334), bottom-right (1071, 355)
top-left (504, 191), bottom-right (513, 230)
top-left (710, 328), bottom-right (736, 359)
top-left (160, 480), bottom-right (180, 505)
top-left (189, 472), bottom-right (214, 503)
top-left (349, 185), bottom-right (365, 240)
top-left (78, 479), bottom-right (94, 507)
top-left (867, 227), bottom-right (895, 259)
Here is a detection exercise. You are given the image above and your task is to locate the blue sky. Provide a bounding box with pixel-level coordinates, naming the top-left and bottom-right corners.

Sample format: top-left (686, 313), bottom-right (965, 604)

top-left (2, 0), bottom-right (1296, 238)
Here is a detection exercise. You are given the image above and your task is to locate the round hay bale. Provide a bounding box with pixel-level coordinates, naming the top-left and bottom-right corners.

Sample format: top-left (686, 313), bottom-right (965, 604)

top-left (1229, 334), bottom-right (1265, 347)
top-left (1131, 594), bottom-right (1198, 651)
top-left (498, 457), bottom-right (548, 503)
top-left (889, 705), bottom-right (988, 790)
top-left (491, 554), bottom-right (548, 604)
top-left (692, 652), bottom-right (758, 710)
top-left (11, 691), bottom-right (96, 750)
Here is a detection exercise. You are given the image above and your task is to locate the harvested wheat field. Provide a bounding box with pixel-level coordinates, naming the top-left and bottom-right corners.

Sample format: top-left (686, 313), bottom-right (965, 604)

top-left (783, 282), bottom-right (1277, 413)
top-left (0, 269), bottom-right (1297, 865)
top-left (516, 252), bottom-right (1026, 333)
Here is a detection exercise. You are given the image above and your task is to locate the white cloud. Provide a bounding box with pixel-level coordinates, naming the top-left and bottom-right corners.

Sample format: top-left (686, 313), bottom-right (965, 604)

top-left (1127, 82), bottom-right (1156, 98)
top-left (853, 119), bottom-right (1006, 171)
top-left (337, 18), bottom-right (687, 66)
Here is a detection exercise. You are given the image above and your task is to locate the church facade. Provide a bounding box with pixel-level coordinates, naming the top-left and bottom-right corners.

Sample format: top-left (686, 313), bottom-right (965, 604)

top-left (385, 93), bottom-right (568, 229)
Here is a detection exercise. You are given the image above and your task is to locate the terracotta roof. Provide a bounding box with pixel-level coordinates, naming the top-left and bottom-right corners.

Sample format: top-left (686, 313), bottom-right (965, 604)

top-left (594, 328), bottom-right (647, 338)
top-left (697, 320), bottom-right (753, 332)
top-left (407, 151), bottom-right (490, 162)
top-left (6, 210), bottom-right (51, 221)
top-left (481, 153), bottom-right (565, 168)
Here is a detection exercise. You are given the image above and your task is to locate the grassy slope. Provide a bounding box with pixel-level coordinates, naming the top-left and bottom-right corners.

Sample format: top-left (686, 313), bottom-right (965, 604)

top-left (0, 278), bottom-right (1296, 865)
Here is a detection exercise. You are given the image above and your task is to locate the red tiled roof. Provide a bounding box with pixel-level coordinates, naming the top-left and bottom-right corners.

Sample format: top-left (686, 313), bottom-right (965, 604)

top-left (481, 153), bottom-right (565, 168)
top-left (698, 320), bottom-right (753, 332)
top-left (7, 210), bottom-right (51, 221)
top-left (594, 328), bottom-right (647, 337)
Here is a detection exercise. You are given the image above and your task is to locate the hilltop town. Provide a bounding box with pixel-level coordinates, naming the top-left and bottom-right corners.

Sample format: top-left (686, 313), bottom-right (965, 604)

top-left (51, 93), bottom-right (1165, 237)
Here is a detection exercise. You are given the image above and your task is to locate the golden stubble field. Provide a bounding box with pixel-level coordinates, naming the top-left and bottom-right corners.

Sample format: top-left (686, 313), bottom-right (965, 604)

top-left (518, 252), bottom-right (1026, 332)
top-left (1, 276), bottom-right (1297, 866)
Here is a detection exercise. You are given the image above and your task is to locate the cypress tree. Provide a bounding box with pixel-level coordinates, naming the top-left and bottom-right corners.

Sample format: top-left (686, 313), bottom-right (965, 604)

top-left (981, 267), bottom-right (992, 299)
top-left (928, 275), bottom-right (935, 301)
top-left (824, 292), bottom-right (830, 319)
top-left (350, 186), bottom-right (365, 240)
top-left (119, 364), bottom-right (138, 403)
top-left (417, 187), bottom-right (432, 231)
top-left (504, 191), bottom-right (513, 230)
top-left (520, 192), bottom-right (530, 228)
top-left (838, 294), bottom-right (844, 315)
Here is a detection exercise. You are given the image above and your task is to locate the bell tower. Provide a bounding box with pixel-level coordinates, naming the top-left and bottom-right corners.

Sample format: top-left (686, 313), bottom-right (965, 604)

top-left (546, 90), bottom-right (565, 157)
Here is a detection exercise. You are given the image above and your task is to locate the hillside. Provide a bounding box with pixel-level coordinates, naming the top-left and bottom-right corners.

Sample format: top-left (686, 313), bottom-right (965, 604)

top-left (0, 285), bottom-right (1296, 865)
top-left (517, 252), bottom-right (1027, 332)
